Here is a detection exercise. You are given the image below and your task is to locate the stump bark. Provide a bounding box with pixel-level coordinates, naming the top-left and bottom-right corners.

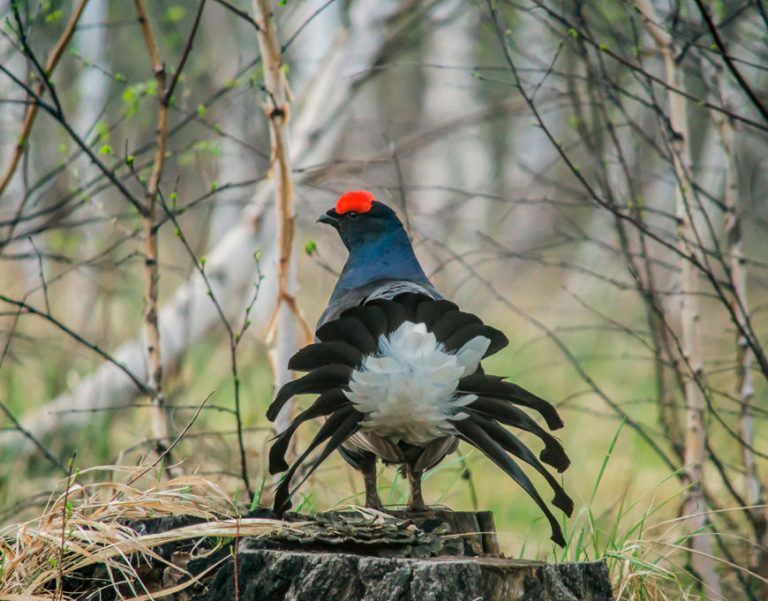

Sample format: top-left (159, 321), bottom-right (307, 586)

top-left (197, 510), bottom-right (613, 601)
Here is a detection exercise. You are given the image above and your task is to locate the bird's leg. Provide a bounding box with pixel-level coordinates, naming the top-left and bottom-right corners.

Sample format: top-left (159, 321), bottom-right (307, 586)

top-left (406, 463), bottom-right (426, 512)
top-left (360, 454), bottom-right (383, 510)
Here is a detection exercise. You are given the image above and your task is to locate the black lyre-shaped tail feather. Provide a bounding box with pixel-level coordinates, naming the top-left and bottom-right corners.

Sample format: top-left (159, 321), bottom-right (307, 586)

top-left (273, 407), bottom-right (363, 515)
top-left (452, 417), bottom-right (569, 547)
top-left (467, 396), bottom-right (569, 471)
top-left (469, 414), bottom-right (573, 516)
top-left (316, 317), bottom-right (378, 354)
top-left (266, 292), bottom-right (573, 546)
top-left (266, 364), bottom-right (351, 422)
top-left (268, 388), bottom-right (350, 475)
top-left (288, 341), bottom-right (362, 372)
top-left (443, 322), bottom-right (508, 356)
top-left (458, 374), bottom-right (564, 430)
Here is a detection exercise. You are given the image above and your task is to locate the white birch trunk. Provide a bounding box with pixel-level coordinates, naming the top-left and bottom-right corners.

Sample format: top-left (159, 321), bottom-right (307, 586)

top-left (412, 1), bottom-right (492, 243)
top-left (635, 2), bottom-right (722, 598)
top-left (704, 59), bottom-right (766, 576)
top-left (72, 0), bottom-right (109, 146)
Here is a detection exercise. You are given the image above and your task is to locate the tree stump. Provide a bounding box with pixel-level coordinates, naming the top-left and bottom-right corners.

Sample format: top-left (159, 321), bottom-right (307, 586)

top-left (197, 510), bottom-right (613, 601)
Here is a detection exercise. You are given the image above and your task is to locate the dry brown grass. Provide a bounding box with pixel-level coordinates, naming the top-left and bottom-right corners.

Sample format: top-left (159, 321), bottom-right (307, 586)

top-left (0, 466), bottom-right (297, 600)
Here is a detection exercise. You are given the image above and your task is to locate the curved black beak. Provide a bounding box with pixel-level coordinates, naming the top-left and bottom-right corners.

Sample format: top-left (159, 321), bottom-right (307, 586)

top-left (317, 209), bottom-right (339, 228)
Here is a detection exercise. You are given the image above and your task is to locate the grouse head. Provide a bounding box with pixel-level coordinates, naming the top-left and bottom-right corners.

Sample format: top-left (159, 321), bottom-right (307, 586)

top-left (318, 190), bottom-right (406, 251)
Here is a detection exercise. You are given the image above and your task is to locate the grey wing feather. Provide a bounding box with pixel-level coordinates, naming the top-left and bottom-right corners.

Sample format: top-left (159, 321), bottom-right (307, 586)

top-left (317, 279), bottom-right (442, 328)
top-left (413, 436), bottom-right (459, 472)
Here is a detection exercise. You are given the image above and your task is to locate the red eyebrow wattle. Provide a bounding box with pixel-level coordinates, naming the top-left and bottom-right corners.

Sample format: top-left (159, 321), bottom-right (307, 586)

top-left (336, 190), bottom-right (375, 214)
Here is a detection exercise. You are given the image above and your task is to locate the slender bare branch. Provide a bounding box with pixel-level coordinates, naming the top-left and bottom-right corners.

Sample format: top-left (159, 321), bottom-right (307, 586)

top-left (252, 0), bottom-right (312, 436)
top-left (134, 0), bottom-right (173, 463)
top-left (130, 0), bottom-right (207, 470)
top-left (0, 292), bottom-right (149, 394)
top-left (692, 0), bottom-right (768, 123)
top-left (0, 400), bottom-right (66, 473)
top-left (0, 0), bottom-right (90, 198)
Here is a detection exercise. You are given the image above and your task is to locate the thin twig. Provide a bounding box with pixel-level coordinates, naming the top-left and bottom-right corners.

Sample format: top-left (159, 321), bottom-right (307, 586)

top-left (158, 188), bottom-right (258, 498)
top-left (0, 293), bottom-right (149, 394)
top-left (212, 0), bottom-right (260, 31)
top-left (28, 236), bottom-right (51, 315)
top-left (692, 0), bottom-right (768, 123)
top-left (0, 400), bottom-right (66, 473)
top-left (125, 392), bottom-right (213, 487)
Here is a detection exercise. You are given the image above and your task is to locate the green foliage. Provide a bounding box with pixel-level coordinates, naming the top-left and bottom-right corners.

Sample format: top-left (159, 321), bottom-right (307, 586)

top-left (567, 115), bottom-right (583, 130)
top-left (121, 79), bottom-right (158, 116)
top-left (165, 5), bottom-right (186, 23)
top-left (178, 140), bottom-right (221, 166)
top-left (94, 121), bottom-right (110, 144)
top-left (44, 10), bottom-right (62, 24)
top-left (555, 421), bottom-right (695, 598)
top-left (250, 474), bottom-right (268, 511)
top-left (194, 140), bottom-right (220, 157)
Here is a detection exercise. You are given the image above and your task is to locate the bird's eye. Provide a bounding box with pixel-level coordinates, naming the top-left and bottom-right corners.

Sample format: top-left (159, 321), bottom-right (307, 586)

top-left (347, 211), bottom-right (359, 219)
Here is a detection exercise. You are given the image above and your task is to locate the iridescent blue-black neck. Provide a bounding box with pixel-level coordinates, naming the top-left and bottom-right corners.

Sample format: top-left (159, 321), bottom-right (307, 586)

top-left (323, 201), bottom-right (433, 306)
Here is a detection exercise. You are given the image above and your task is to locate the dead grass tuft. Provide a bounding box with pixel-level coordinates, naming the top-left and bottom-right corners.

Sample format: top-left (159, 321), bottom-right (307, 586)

top-left (0, 466), bottom-right (298, 600)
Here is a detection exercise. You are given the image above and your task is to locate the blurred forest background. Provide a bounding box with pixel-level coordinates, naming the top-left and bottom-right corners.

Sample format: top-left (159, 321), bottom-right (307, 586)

top-left (1, 0), bottom-right (768, 599)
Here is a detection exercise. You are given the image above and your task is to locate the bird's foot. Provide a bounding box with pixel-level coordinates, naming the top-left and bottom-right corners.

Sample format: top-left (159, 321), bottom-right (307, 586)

top-left (405, 464), bottom-right (426, 513)
top-left (364, 496), bottom-right (385, 512)
top-left (405, 502), bottom-right (429, 513)
top-left (363, 462), bottom-right (385, 511)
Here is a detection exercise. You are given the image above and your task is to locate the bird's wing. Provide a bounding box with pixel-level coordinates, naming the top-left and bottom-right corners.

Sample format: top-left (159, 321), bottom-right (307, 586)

top-left (316, 279), bottom-right (442, 328)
